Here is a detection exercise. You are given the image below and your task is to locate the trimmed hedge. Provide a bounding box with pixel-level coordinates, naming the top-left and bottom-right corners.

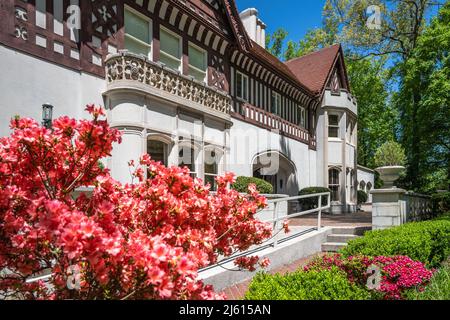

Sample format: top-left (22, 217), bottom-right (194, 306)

top-left (231, 176), bottom-right (274, 194)
top-left (244, 267), bottom-right (371, 300)
top-left (298, 187), bottom-right (331, 209)
top-left (341, 219), bottom-right (450, 268)
top-left (357, 190), bottom-right (368, 204)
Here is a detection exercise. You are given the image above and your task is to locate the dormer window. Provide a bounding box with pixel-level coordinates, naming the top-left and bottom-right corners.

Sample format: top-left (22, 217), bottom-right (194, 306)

top-left (236, 71), bottom-right (249, 101)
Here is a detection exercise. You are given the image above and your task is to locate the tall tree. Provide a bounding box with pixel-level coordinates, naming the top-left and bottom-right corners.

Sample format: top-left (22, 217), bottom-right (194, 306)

top-left (265, 28), bottom-right (288, 59)
top-left (324, 0), bottom-right (444, 190)
top-left (403, 1), bottom-right (450, 191)
top-left (347, 58), bottom-right (397, 168)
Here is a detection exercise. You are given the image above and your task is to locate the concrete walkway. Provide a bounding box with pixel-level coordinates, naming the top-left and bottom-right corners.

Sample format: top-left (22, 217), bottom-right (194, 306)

top-left (290, 211), bottom-right (372, 227)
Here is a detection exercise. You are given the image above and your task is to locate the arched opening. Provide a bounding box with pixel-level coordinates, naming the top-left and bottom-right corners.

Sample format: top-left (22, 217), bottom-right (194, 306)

top-left (252, 151), bottom-right (298, 196)
top-left (147, 140), bottom-right (169, 167)
top-left (366, 182), bottom-right (372, 192)
top-left (359, 180), bottom-right (366, 191)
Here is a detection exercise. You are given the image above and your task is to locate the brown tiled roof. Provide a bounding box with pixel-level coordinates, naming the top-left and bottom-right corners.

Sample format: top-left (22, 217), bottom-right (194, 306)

top-left (249, 41), bottom-right (315, 97)
top-left (285, 44), bottom-right (341, 95)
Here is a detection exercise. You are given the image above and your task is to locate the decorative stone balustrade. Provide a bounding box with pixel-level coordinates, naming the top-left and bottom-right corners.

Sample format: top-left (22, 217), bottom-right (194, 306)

top-left (105, 52), bottom-right (231, 119)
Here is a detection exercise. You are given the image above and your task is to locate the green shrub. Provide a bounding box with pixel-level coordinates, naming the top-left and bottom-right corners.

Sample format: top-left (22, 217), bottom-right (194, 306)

top-left (231, 176), bottom-right (274, 194)
top-left (405, 265), bottom-right (450, 300)
top-left (432, 192), bottom-right (450, 214)
top-left (357, 190), bottom-right (368, 204)
top-left (374, 141), bottom-right (406, 167)
top-left (244, 267), bottom-right (371, 300)
top-left (341, 219), bottom-right (450, 268)
top-left (298, 187), bottom-right (331, 209)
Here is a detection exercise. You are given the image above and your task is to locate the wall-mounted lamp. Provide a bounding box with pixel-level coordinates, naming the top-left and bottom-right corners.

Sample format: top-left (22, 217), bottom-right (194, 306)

top-left (42, 103), bottom-right (54, 129)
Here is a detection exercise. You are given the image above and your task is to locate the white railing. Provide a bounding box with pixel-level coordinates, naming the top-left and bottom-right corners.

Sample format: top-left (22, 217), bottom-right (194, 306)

top-left (200, 192), bottom-right (331, 271)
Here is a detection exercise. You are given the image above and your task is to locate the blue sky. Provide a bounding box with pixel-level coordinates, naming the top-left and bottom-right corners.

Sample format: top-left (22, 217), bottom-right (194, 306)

top-left (235, 0), bottom-right (327, 42)
top-left (235, 0), bottom-right (442, 45)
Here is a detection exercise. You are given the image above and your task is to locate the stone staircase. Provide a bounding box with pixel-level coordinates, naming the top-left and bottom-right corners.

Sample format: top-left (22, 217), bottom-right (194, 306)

top-left (321, 226), bottom-right (371, 252)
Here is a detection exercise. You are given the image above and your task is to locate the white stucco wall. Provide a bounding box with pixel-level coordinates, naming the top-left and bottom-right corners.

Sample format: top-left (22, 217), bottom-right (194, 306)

top-left (0, 45), bottom-right (105, 137)
top-left (228, 118), bottom-right (316, 195)
top-left (357, 167), bottom-right (375, 203)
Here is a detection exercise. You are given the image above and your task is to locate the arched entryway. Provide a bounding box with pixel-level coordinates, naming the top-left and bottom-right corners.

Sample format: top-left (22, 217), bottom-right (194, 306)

top-left (252, 151), bottom-right (298, 196)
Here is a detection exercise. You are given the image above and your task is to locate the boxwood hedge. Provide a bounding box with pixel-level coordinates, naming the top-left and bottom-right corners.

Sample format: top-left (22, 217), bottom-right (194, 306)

top-left (341, 219), bottom-right (450, 268)
top-left (231, 176), bottom-right (274, 194)
top-left (244, 267), bottom-right (371, 300)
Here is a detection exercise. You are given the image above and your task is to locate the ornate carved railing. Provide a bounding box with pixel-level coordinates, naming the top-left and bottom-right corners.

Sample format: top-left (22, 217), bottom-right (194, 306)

top-left (401, 192), bottom-right (434, 223)
top-left (105, 52), bottom-right (231, 117)
top-left (239, 103), bottom-right (313, 147)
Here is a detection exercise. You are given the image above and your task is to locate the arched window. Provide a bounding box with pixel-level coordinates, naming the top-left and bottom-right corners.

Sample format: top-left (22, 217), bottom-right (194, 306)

top-left (204, 147), bottom-right (222, 191)
top-left (329, 168), bottom-right (341, 202)
top-left (366, 182), bottom-right (373, 192)
top-left (359, 181), bottom-right (366, 191)
top-left (147, 139), bottom-right (168, 167)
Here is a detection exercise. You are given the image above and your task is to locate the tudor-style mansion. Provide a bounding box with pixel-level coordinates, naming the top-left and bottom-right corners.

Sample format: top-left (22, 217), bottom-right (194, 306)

top-left (0, 0), bottom-right (374, 213)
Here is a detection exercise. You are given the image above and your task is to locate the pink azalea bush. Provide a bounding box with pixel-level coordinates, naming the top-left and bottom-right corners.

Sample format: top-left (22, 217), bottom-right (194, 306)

top-left (305, 254), bottom-right (434, 300)
top-left (0, 105), bottom-right (272, 300)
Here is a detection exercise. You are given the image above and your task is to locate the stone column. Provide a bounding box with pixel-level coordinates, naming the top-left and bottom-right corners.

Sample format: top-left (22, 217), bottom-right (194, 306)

top-left (370, 188), bottom-right (407, 230)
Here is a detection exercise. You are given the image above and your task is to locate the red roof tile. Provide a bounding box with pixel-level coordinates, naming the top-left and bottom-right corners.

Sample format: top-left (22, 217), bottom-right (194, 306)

top-left (249, 41), bottom-right (314, 96)
top-left (285, 44), bottom-right (341, 95)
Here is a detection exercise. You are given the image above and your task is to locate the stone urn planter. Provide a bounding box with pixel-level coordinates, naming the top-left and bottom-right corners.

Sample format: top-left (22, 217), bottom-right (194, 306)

top-left (375, 166), bottom-right (405, 188)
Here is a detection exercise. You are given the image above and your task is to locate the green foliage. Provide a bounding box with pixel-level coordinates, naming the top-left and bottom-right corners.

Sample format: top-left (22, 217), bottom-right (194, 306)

top-left (231, 176), bottom-right (274, 194)
top-left (374, 141), bottom-right (407, 167)
top-left (299, 187), bottom-right (331, 209)
top-left (405, 265), bottom-right (450, 300)
top-left (432, 192), bottom-right (450, 215)
top-left (265, 28), bottom-right (288, 59)
top-left (244, 267), bottom-right (371, 300)
top-left (357, 190), bottom-right (368, 204)
top-left (347, 58), bottom-right (397, 168)
top-left (341, 219), bottom-right (450, 268)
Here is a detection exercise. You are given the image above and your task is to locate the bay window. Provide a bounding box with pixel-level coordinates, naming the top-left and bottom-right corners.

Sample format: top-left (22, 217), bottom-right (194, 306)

top-left (329, 168), bottom-right (341, 202)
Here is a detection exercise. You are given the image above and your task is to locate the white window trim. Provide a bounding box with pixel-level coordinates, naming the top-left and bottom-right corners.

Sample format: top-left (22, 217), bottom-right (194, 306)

top-left (188, 41), bottom-right (208, 83)
top-left (236, 71), bottom-right (249, 101)
top-left (124, 5), bottom-right (153, 59)
top-left (160, 26), bottom-right (182, 72)
top-left (328, 114), bottom-right (340, 139)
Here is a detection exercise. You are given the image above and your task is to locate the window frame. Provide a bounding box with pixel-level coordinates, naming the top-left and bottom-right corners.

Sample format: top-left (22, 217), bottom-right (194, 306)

top-left (124, 5), bottom-right (152, 59)
top-left (236, 71), bottom-right (249, 101)
top-left (271, 91), bottom-right (282, 116)
top-left (159, 26), bottom-right (183, 72)
top-left (188, 41), bottom-right (208, 83)
top-left (328, 168), bottom-right (341, 202)
top-left (328, 114), bottom-right (340, 138)
top-left (204, 147), bottom-right (222, 191)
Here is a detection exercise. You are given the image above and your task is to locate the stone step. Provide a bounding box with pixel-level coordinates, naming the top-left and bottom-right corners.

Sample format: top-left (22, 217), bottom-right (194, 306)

top-left (321, 242), bottom-right (348, 252)
top-left (331, 226), bottom-right (371, 236)
top-left (327, 234), bottom-right (359, 243)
